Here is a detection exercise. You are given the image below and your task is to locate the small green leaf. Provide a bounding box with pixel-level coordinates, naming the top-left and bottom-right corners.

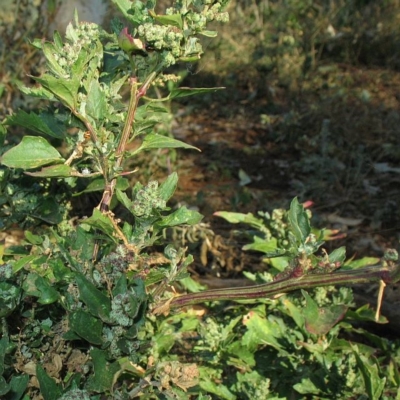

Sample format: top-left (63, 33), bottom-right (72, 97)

top-left (36, 365), bottom-right (63, 400)
top-left (328, 246), bottom-right (346, 264)
top-left (6, 110), bottom-right (65, 139)
top-left (69, 310), bottom-right (103, 345)
top-left (169, 87), bottom-right (225, 99)
top-left (12, 255), bottom-right (39, 273)
top-left (75, 273), bottom-right (111, 321)
top-left (26, 164), bottom-right (73, 178)
top-left (32, 275), bottom-right (60, 305)
top-left (134, 133), bottom-right (200, 154)
top-left (159, 172), bottom-right (178, 201)
top-left (153, 14), bottom-right (183, 29)
top-left (288, 197), bottom-right (311, 245)
top-left (156, 206), bottom-right (203, 228)
top-left (199, 30), bottom-right (218, 37)
top-left (1, 136), bottom-right (64, 170)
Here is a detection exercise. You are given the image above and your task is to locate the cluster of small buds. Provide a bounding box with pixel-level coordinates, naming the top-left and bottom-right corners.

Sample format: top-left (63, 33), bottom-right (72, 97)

top-left (52, 22), bottom-right (104, 76)
top-left (131, 181), bottom-right (166, 217)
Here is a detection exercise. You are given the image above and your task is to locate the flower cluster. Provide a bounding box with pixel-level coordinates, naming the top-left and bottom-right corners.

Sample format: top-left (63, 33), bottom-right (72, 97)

top-left (131, 181), bottom-right (166, 217)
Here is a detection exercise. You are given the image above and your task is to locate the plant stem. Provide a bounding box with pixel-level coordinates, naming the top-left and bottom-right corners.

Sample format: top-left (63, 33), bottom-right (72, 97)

top-left (162, 260), bottom-right (400, 311)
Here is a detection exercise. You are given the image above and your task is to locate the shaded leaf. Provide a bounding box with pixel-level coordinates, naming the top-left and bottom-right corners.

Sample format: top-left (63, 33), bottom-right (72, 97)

top-left (75, 273), bottom-right (111, 321)
top-left (69, 310), bottom-right (103, 345)
top-left (6, 110), bottom-right (65, 139)
top-left (36, 365), bottom-right (63, 400)
top-left (86, 349), bottom-right (120, 392)
top-left (1, 136), bottom-right (64, 170)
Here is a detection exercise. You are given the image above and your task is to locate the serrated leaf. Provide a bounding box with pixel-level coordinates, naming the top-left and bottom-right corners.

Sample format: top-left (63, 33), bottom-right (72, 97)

top-left (69, 310), bottom-right (103, 345)
top-left (34, 74), bottom-right (80, 109)
top-left (6, 110), bottom-right (65, 139)
top-left (169, 86), bottom-right (225, 99)
top-left (36, 365), bottom-right (63, 400)
top-left (134, 133), bottom-right (200, 154)
top-left (26, 164), bottom-right (73, 178)
top-left (288, 197), bottom-right (311, 245)
top-left (1, 136), bottom-right (64, 169)
top-left (75, 273), bottom-right (111, 321)
top-left (156, 206), bottom-right (203, 228)
top-left (116, 188), bottom-right (133, 210)
top-left (111, 0), bottom-right (133, 19)
top-left (153, 14), bottom-right (183, 29)
top-left (302, 290), bottom-right (347, 335)
top-left (42, 42), bottom-right (68, 77)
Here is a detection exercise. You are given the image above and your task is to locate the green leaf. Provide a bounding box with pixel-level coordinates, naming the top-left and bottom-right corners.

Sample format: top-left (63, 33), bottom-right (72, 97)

top-left (86, 79), bottom-right (107, 121)
top-left (0, 376), bottom-right (10, 397)
top-left (42, 42), bottom-right (68, 78)
top-left (328, 246), bottom-right (346, 264)
top-left (7, 374), bottom-right (29, 400)
top-left (199, 30), bottom-right (218, 37)
top-left (1, 136), bottom-right (64, 170)
top-left (156, 206), bottom-right (203, 228)
top-left (26, 164), bottom-right (73, 178)
top-left (34, 74), bottom-right (80, 109)
top-left (0, 282), bottom-right (21, 318)
top-left (69, 310), bottom-right (103, 345)
top-left (75, 177), bottom-right (129, 195)
top-left (36, 365), bottom-right (63, 400)
top-left (81, 208), bottom-right (116, 240)
top-left (169, 86), bottom-right (225, 99)
top-left (33, 198), bottom-right (63, 224)
top-left (6, 110), bottom-right (65, 139)
top-left (134, 133), bottom-right (200, 154)
top-left (75, 273), bottom-right (111, 321)
top-left (214, 211), bottom-right (265, 231)
top-left (111, 0), bottom-right (133, 19)
top-left (199, 371), bottom-right (236, 400)
top-left (22, 274), bottom-right (60, 305)
top-left (153, 14), bottom-right (183, 29)
top-left (86, 349), bottom-right (120, 393)
top-left (12, 255), bottom-right (39, 273)
top-left (288, 197), bottom-right (310, 245)
top-left (241, 310), bottom-right (285, 353)
top-left (302, 290), bottom-right (347, 335)
top-left (116, 189), bottom-right (133, 210)
top-left (159, 172), bottom-right (178, 201)
top-left (353, 346), bottom-right (386, 400)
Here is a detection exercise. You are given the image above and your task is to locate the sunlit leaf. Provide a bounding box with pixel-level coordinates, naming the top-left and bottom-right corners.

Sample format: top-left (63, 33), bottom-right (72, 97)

top-left (288, 197), bottom-right (310, 244)
top-left (1, 136), bottom-right (64, 169)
